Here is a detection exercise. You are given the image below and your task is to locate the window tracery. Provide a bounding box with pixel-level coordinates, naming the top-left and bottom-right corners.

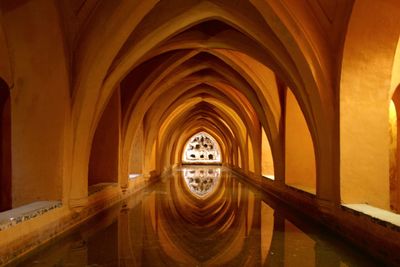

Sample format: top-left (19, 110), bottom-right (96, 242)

top-left (183, 132), bottom-right (221, 163)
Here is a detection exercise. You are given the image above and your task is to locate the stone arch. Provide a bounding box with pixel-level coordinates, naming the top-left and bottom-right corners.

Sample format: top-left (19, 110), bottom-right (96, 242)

top-left (174, 124), bottom-right (231, 167)
top-left (390, 36), bottom-right (400, 212)
top-left (152, 101), bottom-right (246, 174)
top-left (390, 84), bottom-right (400, 212)
top-left (121, 52), bottom-right (265, 178)
top-left (70, 0), bottom-right (337, 205)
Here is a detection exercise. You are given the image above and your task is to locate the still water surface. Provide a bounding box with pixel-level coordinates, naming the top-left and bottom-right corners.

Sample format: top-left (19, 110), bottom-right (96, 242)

top-left (14, 167), bottom-right (381, 266)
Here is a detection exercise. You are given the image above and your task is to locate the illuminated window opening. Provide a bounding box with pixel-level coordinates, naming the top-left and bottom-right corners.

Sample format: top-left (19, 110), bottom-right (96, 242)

top-left (182, 132), bottom-right (222, 164)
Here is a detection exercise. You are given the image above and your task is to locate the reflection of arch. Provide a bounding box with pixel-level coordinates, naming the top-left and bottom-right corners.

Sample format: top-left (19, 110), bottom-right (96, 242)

top-left (0, 78), bottom-right (11, 211)
top-left (140, 169), bottom-right (261, 266)
top-left (182, 132), bottom-right (222, 164)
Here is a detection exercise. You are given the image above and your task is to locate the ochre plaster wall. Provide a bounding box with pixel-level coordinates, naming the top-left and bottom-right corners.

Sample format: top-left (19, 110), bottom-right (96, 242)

top-left (145, 141), bottom-right (157, 176)
top-left (340, 1), bottom-right (400, 209)
top-left (248, 135), bottom-right (255, 173)
top-left (2, 1), bottom-right (69, 207)
top-left (261, 127), bottom-right (274, 177)
top-left (89, 88), bottom-right (120, 186)
top-left (390, 38), bottom-right (400, 95)
top-left (238, 149), bottom-right (242, 169)
top-left (285, 89), bottom-right (316, 194)
top-left (129, 122), bottom-right (143, 174)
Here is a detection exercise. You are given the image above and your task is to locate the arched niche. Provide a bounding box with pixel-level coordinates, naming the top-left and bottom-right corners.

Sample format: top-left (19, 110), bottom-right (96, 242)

top-left (88, 88), bottom-right (121, 189)
top-left (0, 78), bottom-right (11, 211)
top-left (182, 132), bottom-right (222, 165)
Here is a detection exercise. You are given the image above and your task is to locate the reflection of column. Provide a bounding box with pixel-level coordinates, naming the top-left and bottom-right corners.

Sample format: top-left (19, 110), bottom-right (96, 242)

top-left (65, 238), bottom-right (88, 266)
top-left (315, 241), bottom-right (341, 267)
top-left (265, 211), bottom-right (285, 267)
top-left (128, 200), bottom-right (145, 267)
top-left (246, 194), bottom-right (261, 265)
top-left (284, 219), bottom-right (316, 266)
top-left (119, 209), bottom-right (134, 267)
top-left (87, 221), bottom-right (119, 265)
top-left (261, 202), bottom-right (274, 265)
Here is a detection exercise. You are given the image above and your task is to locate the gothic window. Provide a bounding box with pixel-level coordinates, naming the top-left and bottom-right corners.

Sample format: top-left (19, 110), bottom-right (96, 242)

top-left (183, 132), bottom-right (221, 163)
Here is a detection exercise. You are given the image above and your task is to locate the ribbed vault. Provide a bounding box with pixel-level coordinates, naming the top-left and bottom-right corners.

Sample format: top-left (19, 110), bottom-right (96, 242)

top-left (64, 0), bottom-right (344, 206)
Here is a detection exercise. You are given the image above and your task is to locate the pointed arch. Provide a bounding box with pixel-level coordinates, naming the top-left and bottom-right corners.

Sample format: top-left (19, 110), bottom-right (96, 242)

top-left (182, 131), bottom-right (222, 164)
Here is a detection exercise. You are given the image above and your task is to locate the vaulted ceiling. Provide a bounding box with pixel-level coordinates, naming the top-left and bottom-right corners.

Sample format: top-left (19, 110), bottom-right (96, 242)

top-left (56, 0), bottom-right (353, 181)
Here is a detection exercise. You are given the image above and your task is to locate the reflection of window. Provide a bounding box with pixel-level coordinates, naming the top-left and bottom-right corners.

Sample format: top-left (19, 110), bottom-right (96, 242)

top-left (183, 132), bottom-right (221, 163)
top-left (183, 167), bottom-right (221, 197)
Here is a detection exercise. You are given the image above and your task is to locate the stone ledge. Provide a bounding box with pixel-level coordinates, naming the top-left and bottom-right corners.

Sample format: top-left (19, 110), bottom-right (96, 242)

top-left (0, 201), bottom-right (62, 232)
top-left (88, 182), bottom-right (118, 195)
top-left (342, 204), bottom-right (400, 231)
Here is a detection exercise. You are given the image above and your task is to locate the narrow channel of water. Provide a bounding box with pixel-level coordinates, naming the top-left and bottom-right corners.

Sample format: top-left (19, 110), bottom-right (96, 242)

top-left (12, 167), bottom-right (381, 266)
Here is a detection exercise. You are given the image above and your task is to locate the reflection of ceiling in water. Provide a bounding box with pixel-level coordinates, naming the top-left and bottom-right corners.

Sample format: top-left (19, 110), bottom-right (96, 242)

top-left (183, 168), bottom-right (221, 198)
top-left (183, 132), bottom-right (221, 163)
top-left (17, 167), bottom-right (377, 267)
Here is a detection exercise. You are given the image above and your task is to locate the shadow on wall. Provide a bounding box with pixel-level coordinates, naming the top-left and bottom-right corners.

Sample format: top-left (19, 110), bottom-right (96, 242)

top-left (0, 78), bottom-right (11, 212)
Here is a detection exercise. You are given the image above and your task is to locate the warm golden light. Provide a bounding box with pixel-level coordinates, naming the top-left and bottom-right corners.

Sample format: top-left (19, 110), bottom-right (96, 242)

top-left (182, 132), bottom-right (222, 164)
top-left (261, 127), bottom-right (274, 179)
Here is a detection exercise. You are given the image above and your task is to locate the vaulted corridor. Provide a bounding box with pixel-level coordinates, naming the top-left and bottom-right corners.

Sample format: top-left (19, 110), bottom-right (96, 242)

top-left (0, 0), bottom-right (400, 266)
